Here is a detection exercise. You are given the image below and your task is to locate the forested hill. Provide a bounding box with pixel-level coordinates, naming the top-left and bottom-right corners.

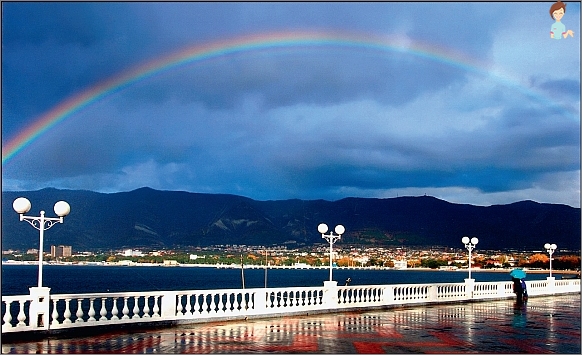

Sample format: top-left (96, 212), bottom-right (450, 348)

top-left (2, 187), bottom-right (580, 251)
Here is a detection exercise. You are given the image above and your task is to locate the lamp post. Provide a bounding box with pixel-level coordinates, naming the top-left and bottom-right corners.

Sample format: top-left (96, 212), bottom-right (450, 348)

top-left (318, 223), bottom-right (344, 282)
top-left (461, 236), bottom-right (479, 280)
top-left (263, 248), bottom-right (269, 288)
top-left (12, 197), bottom-right (70, 288)
top-left (544, 243), bottom-right (557, 278)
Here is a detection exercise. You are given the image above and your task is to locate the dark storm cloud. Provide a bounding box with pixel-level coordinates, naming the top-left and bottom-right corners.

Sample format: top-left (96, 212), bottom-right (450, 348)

top-left (1, 2), bottom-right (579, 207)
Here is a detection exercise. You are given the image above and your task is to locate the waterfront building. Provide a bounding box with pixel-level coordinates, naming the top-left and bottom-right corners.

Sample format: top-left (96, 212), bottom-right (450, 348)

top-left (393, 259), bottom-right (407, 269)
top-left (51, 245), bottom-right (72, 258)
top-left (123, 249), bottom-right (143, 257)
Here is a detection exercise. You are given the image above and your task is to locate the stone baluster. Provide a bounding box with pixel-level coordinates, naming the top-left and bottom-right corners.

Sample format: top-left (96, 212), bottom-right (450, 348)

top-left (236, 293), bottom-right (242, 312)
top-left (192, 294), bottom-right (200, 314)
top-left (76, 299), bottom-right (84, 323)
top-left (111, 298), bottom-right (119, 320)
top-left (88, 298), bottom-right (96, 322)
top-left (266, 292), bottom-right (272, 308)
top-left (185, 295), bottom-right (193, 316)
top-left (247, 292), bottom-right (254, 310)
top-left (63, 299), bottom-right (73, 324)
top-left (142, 296), bottom-right (151, 318)
top-left (132, 296), bottom-right (140, 319)
top-left (3, 302), bottom-right (13, 327)
top-left (121, 297), bottom-right (130, 320)
top-left (199, 294), bottom-right (207, 314)
top-left (219, 293), bottom-right (226, 313)
top-left (99, 298), bottom-right (108, 321)
top-left (152, 295), bottom-right (160, 317)
top-left (236, 293), bottom-right (242, 311)
top-left (226, 293), bottom-right (233, 313)
top-left (209, 294), bottom-right (217, 313)
top-left (227, 293), bottom-right (233, 312)
top-left (16, 300), bottom-right (26, 327)
top-left (176, 295), bottom-right (184, 317)
top-left (51, 299), bottom-right (59, 324)
top-left (228, 293), bottom-right (234, 312)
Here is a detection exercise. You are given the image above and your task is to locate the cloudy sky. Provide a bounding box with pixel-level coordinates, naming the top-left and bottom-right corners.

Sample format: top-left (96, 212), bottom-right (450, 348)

top-left (2, 2), bottom-right (580, 207)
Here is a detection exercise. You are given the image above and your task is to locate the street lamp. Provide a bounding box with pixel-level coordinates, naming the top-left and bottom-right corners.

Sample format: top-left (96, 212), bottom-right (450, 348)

top-left (544, 243), bottom-right (557, 278)
top-left (13, 197), bottom-right (70, 288)
top-left (462, 236), bottom-right (479, 280)
top-left (318, 223), bottom-right (344, 282)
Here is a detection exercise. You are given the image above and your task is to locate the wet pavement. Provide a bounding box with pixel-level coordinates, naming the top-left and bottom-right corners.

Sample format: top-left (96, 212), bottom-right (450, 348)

top-left (2, 294), bottom-right (580, 354)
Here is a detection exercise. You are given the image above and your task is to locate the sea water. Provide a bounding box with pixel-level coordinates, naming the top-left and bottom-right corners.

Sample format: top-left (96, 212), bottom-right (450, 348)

top-left (1, 264), bottom-right (555, 296)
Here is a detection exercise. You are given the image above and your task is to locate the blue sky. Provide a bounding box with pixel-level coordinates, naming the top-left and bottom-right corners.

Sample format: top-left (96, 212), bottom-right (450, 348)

top-left (2, 2), bottom-right (580, 207)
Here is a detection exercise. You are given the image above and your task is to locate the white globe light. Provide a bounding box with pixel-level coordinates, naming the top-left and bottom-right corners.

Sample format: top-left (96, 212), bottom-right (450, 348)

top-left (318, 223), bottom-right (329, 234)
top-left (54, 201), bottom-right (71, 217)
top-left (544, 243), bottom-right (551, 249)
top-left (13, 197), bottom-right (31, 214)
top-left (461, 236), bottom-right (470, 244)
top-left (550, 244), bottom-right (557, 250)
top-left (334, 225), bottom-right (345, 235)
top-left (471, 237), bottom-right (479, 245)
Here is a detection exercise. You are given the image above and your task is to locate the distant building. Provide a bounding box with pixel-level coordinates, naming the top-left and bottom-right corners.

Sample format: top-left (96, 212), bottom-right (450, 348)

top-left (51, 245), bottom-right (72, 258)
top-left (393, 260), bottom-right (407, 269)
top-left (123, 249), bottom-right (143, 257)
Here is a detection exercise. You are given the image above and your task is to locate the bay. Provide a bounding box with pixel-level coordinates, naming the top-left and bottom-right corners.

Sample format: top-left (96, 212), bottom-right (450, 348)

top-left (1, 264), bottom-right (556, 296)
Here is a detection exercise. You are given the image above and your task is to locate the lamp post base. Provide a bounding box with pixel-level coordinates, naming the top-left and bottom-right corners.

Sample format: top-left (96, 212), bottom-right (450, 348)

top-left (323, 281), bottom-right (338, 307)
top-left (29, 287), bottom-right (51, 329)
top-left (464, 278), bottom-right (475, 299)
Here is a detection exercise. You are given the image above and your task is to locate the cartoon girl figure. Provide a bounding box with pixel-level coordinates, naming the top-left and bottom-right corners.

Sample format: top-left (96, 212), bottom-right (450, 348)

top-left (550, 1), bottom-right (575, 39)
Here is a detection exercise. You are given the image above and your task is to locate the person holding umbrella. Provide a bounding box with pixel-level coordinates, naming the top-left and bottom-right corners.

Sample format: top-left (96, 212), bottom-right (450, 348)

top-left (510, 268), bottom-right (528, 303)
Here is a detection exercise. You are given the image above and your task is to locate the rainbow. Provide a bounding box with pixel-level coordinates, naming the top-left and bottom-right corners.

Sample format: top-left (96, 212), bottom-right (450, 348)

top-left (1, 30), bottom-right (576, 164)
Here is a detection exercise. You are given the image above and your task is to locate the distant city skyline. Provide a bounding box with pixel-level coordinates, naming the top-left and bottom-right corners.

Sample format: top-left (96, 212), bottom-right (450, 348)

top-left (2, 2), bottom-right (580, 207)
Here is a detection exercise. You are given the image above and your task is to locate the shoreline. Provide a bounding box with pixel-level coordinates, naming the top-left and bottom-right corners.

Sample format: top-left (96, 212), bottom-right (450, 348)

top-left (2, 261), bottom-right (578, 274)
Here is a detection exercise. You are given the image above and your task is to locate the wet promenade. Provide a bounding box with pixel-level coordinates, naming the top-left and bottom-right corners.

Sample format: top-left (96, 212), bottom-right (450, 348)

top-left (2, 294), bottom-right (579, 354)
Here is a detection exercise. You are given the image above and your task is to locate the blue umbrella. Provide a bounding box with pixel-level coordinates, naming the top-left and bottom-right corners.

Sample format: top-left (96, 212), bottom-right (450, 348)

top-left (510, 268), bottom-right (527, 279)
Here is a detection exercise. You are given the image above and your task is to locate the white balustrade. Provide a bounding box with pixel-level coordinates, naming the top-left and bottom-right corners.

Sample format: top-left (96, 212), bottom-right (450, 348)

top-left (1, 296), bottom-right (34, 332)
top-left (2, 279), bottom-right (580, 336)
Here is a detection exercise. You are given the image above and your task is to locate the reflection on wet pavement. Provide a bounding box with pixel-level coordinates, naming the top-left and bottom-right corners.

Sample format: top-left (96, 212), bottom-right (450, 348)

top-left (2, 294), bottom-right (580, 353)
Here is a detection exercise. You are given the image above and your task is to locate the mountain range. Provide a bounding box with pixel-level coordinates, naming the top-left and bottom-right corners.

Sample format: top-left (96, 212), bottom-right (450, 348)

top-left (1, 187), bottom-right (580, 251)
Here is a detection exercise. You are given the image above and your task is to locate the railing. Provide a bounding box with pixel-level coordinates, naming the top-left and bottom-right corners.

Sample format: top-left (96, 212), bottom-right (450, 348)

top-left (2, 278), bottom-right (579, 336)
